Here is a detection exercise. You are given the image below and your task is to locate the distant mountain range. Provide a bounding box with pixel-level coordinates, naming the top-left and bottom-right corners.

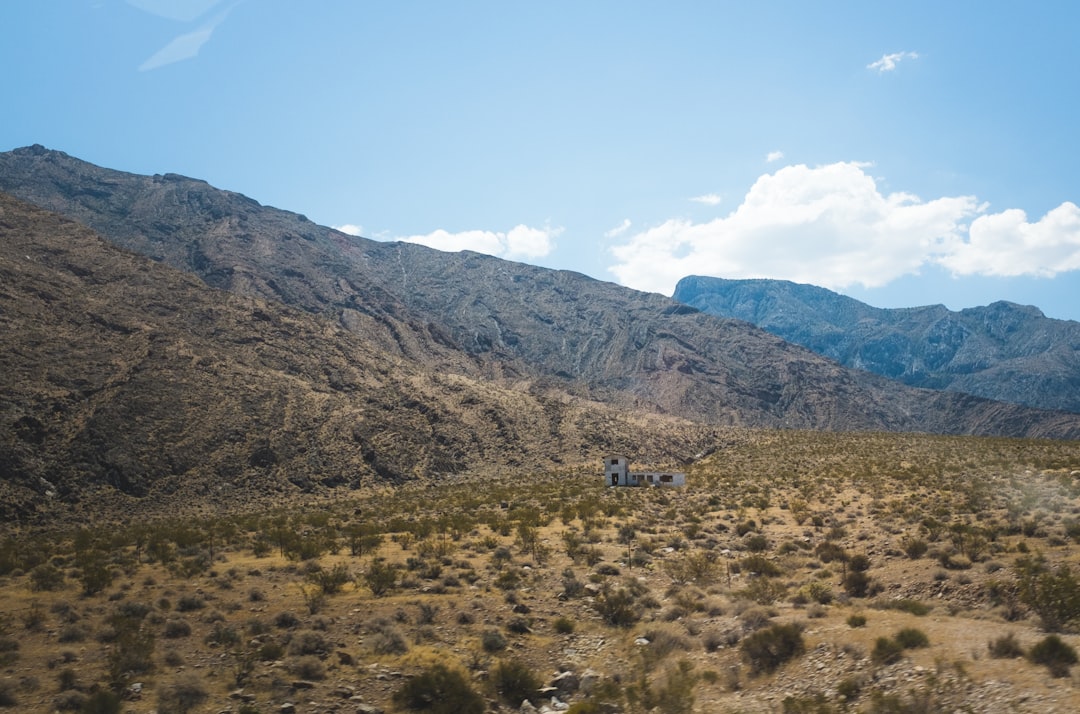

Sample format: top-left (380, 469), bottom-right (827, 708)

top-left (2, 145), bottom-right (1079, 517)
top-left (674, 276), bottom-right (1080, 414)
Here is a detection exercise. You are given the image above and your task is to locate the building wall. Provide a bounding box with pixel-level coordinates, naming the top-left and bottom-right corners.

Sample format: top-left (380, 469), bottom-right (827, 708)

top-left (604, 456), bottom-right (685, 487)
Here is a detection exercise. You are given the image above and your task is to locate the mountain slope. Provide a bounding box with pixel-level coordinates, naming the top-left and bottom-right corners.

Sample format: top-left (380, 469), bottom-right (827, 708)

top-left (674, 275), bottom-right (1080, 414)
top-left (0, 192), bottom-right (718, 521)
top-left (3, 146), bottom-right (1080, 441)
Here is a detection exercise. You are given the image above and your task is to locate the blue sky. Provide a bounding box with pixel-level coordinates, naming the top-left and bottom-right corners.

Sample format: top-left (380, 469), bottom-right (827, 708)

top-left (4, 1), bottom-right (1080, 320)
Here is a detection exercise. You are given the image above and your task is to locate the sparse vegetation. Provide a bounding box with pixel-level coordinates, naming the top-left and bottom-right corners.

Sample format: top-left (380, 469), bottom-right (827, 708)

top-left (0, 430), bottom-right (1078, 711)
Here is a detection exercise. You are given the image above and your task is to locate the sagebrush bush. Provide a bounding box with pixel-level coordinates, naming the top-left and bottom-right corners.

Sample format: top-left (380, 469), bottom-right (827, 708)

top-left (871, 636), bottom-right (903, 665)
top-left (894, 627), bottom-right (929, 649)
top-left (163, 619), bottom-right (191, 638)
top-left (157, 676), bottom-right (209, 714)
top-left (1029, 635), bottom-right (1078, 677)
top-left (740, 622), bottom-right (805, 675)
top-left (393, 664), bottom-right (484, 714)
top-left (288, 655), bottom-right (326, 681)
top-left (988, 633), bottom-right (1024, 659)
top-left (491, 659), bottom-right (541, 705)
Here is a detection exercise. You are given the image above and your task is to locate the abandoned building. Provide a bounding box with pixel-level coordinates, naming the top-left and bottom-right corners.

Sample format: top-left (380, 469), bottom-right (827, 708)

top-left (604, 455), bottom-right (686, 487)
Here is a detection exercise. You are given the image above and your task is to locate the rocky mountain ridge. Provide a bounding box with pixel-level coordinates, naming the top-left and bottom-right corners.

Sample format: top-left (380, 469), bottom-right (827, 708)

top-left (4, 146), bottom-right (1079, 442)
top-left (0, 192), bottom-right (717, 521)
top-left (673, 275), bottom-right (1080, 413)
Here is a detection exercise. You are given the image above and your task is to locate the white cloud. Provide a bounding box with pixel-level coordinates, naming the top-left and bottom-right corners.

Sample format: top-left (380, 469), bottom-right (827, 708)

top-left (939, 202), bottom-right (1080, 277)
top-left (690, 193), bottom-right (723, 206)
top-left (608, 162), bottom-right (1080, 295)
top-left (400, 224), bottom-right (561, 261)
top-left (868, 51), bottom-right (919, 73)
top-left (766, 150), bottom-right (784, 163)
top-left (604, 219), bottom-right (632, 238)
top-left (334, 224), bottom-right (364, 236)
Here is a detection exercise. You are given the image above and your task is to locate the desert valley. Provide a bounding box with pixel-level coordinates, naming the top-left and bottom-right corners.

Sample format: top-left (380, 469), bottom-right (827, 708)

top-left (2, 147), bottom-right (1080, 714)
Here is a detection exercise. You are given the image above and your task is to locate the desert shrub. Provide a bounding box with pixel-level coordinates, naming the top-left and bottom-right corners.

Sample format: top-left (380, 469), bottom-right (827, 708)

top-left (308, 562), bottom-right (352, 595)
top-left (701, 627), bottom-right (729, 652)
top-left (288, 655), bottom-right (326, 681)
top-left (258, 640), bottom-right (285, 660)
top-left (847, 614), bottom-right (867, 628)
top-left (735, 520), bottom-right (757, 537)
top-left (794, 581), bottom-right (833, 606)
top-left (642, 659), bottom-right (698, 714)
top-left (369, 621), bottom-right (408, 655)
top-left (162, 648), bottom-right (185, 667)
top-left (205, 622), bottom-right (240, 647)
top-left (664, 551), bottom-right (720, 584)
top-left (553, 616), bottom-right (575, 634)
top-left (105, 612), bottom-right (155, 685)
top-left (1014, 556), bottom-right (1080, 632)
top-left (902, 538), bottom-right (929, 560)
top-left (76, 554), bottom-right (114, 596)
top-left (491, 659), bottom-right (541, 706)
top-left (176, 595), bottom-right (205, 612)
top-left (53, 690), bottom-right (84, 711)
top-left (57, 623), bottom-right (87, 643)
top-left (639, 624), bottom-right (693, 662)
top-left (290, 629), bottom-right (329, 656)
top-left (481, 628), bottom-right (507, 652)
top-left (871, 636), bottom-right (903, 665)
top-left (495, 570), bottom-right (521, 590)
top-left (57, 668), bottom-right (80, 691)
top-left (740, 622), bottom-right (805, 675)
top-left (835, 676), bottom-right (863, 701)
top-left (739, 577), bottom-right (788, 605)
top-left (506, 617), bottom-right (531, 635)
top-left (738, 606), bottom-right (774, 632)
top-left (30, 562), bottom-right (65, 591)
top-left (1029, 634), bottom-right (1078, 677)
top-left (743, 532), bottom-right (768, 551)
top-left (77, 689), bottom-right (122, 714)
top-left (157, 675), bottom-right (208, 714)
top-left (0, 680), bottom-right (14, 708)
top-left (592, 584), bottom-right (642, 627)
top-left (364, 560), bottom-right (398, 596)
top-left (814, 542), bottom-right (846, 563)
top-left (274, 611), bottom-right (299, 628)
top-left (988, 633), bottom-right (1024, 659)
top-left (163, 619), bottom-right (192, 638)
top-left (894, 627), bottom-right (929, 649)
top-left (393, 663), bottom-right (484, 714)
top-left (740, 555), bottom-right (781, 577)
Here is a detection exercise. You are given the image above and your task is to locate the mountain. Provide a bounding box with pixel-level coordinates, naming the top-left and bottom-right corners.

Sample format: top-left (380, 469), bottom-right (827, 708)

top-left (0, 192), bottom-right (719, 521)
top-left (673, 276), bottom-right (1080, 414)
top-left (3, 144), bottom-right (1080, 464)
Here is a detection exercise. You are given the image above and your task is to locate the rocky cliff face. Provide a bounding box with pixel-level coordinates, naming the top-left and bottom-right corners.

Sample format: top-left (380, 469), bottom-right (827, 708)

top-left (674, 276), bottom-right (1080, 414)
top-left (3, 145), bottom-right (1080, 464)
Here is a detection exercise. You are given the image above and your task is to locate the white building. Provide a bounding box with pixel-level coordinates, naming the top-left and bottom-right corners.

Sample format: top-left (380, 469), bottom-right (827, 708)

top-left (604, 455), bottom-right (685, 487)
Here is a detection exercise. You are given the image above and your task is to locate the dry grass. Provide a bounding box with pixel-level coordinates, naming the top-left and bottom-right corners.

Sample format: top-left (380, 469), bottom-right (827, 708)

top-left (1, 429), bottom-right (1080, 712)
